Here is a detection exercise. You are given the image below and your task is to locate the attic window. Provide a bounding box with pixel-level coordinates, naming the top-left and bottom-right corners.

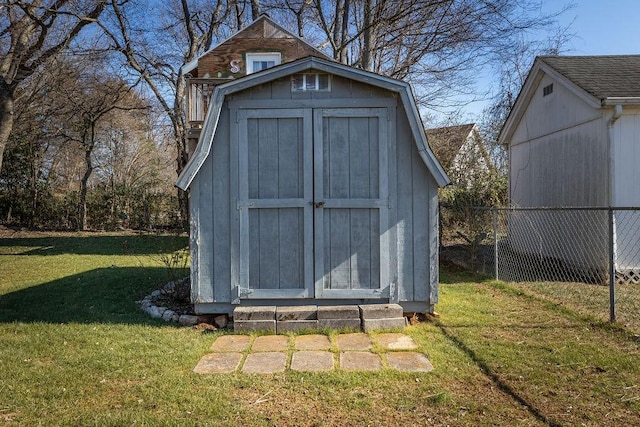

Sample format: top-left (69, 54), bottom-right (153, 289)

top-left (292, 73), bottom-right (330, 91)
top-left (246, 52), bottom-right (281, 74)
top-left (543, 83), bottom-right (553, 97)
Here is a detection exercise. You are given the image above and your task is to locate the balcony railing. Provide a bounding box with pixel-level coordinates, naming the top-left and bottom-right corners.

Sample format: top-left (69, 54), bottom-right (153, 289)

top-left (186, 78), bottom-right (231, 129)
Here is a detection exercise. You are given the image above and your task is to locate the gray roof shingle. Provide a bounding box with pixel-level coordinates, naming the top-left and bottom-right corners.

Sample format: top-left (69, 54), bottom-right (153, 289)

top-left (539, 55), bottom-right (640, 99)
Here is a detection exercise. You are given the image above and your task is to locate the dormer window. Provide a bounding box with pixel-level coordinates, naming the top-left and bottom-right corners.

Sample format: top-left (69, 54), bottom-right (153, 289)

top-left (292, 73), bottom-right (330, 91)
top-left (246, 52), bottom-right (281, 74)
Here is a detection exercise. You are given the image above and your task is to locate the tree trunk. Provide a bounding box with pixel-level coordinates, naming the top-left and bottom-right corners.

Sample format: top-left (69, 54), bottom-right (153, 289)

top-left (78, 125), bottom-right (95, 231)
top-left (176, 143), bottom-right (189, 229)
top-left (173, 73), bottom-right (190, 229)
top-left (250, 0), bottom-right (260, 20)
top-left (0, 80), bottom-right (15, 174)
top-left (28, 142), bottom-right (38, 229)
top-left (340, 0), bottom-right (350, 63)
top-left (362, 0), bottom-right (375, 71)
top-left (110, 176), bottom-right (116, 227)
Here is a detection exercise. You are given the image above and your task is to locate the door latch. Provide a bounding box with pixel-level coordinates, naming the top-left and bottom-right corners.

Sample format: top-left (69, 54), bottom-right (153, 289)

top-left (313, 201), bottom-right (325, 208)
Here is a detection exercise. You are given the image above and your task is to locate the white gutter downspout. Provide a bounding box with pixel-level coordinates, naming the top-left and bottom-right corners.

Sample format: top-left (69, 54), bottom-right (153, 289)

top-left (607, 104), bottom-right (622, 287)
top-left (607, 104), bottom-right (623, 207)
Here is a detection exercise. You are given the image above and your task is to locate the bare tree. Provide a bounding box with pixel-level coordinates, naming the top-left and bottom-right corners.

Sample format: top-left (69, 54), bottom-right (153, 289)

top-left (0, 0), bottom-right (107, 174)
top-left (99, 0), bottom-right (234, 224)
top-left (479, 26), bottom-right (574, 173)
top-left (94, 108), bottom-right (175, 229)
top-left (2, 55), bottom-right (86, 227)
top-left (279, 0), bottom-right (574, 109)
top-left (54, 60), bottom-right (148, 231)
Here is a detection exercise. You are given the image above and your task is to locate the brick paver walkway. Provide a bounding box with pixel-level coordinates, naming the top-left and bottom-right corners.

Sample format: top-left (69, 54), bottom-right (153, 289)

top-left (194, 333), bottom-right (434, 374)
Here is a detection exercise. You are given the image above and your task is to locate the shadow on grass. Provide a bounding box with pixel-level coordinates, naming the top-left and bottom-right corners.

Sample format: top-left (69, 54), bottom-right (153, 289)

top-left (436, 323), bottom-right (561, 427)
top-left (0, 234), bottom-right (188, 256)
top-left (0, 267), bottom-right (187, 325)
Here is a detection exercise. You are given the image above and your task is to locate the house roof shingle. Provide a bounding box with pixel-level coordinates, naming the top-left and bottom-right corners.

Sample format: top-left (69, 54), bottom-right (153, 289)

top-left (539, 55), bottom-right (640, 100)
top-left (426, 123), bottom-right (475, 170)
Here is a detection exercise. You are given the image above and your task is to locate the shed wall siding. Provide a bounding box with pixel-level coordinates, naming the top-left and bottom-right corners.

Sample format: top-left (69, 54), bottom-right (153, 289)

top-left (395, 108), bottom-right (438, 306)
top-left (191, 109), bottom-right (232, 304)
top-left (227, 74), bottom-right (394, 103)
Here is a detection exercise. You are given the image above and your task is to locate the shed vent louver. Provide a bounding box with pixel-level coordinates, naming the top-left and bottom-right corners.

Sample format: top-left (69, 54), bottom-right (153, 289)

top-left (292, 73), bottom-right (330, 91)
top-left (543, 83), bottom-right (553, 97)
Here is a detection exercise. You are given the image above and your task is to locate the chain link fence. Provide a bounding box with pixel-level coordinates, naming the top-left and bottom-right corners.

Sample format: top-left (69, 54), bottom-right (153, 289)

top-left (440, 205), bottom-right (640, 332)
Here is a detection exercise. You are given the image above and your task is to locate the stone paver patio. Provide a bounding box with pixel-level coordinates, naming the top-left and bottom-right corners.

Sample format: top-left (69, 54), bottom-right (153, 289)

top-left (242, 352), bottom-right (287, 374)
top-left (295, 334), bottom-right (332, 350)
top-left (210, 335), bottom-right (251, 352)
top-left (193, 352), bottom-right (243, 374)
top-left (193, 333), bottom-right (434, 374)
top-left (340, 351), bottom-right (383, 371)
top-left (291, 351), bottom-right (335, 372)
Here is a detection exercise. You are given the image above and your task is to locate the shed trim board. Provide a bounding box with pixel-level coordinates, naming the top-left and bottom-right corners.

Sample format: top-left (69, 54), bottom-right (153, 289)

top-left (176, 56), bottom-right (449, 191)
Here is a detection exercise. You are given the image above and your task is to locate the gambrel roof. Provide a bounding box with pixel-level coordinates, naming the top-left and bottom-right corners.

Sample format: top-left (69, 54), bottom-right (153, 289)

top-left (176, 56), bottom-right (450, 190)
top-left (499, 55), bottom-right (640, 146)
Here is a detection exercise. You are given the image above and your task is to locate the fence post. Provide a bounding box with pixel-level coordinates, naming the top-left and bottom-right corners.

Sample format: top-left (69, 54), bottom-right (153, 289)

top-left (608, 208), bottom-right (616, 323)
top-left (493, 207), bottom-right (499, 281)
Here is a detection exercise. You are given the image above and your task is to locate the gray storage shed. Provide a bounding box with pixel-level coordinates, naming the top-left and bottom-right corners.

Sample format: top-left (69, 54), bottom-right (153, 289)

top-left (176, 56), bottom-right (449, 315)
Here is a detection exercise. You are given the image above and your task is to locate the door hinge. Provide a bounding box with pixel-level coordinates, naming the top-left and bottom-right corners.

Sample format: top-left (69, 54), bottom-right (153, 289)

top-left (239, 288), bottom-right (253, 298)
top-left (389, 281), bottom-right (399, 303)
top-left (236, 200), bottom-right (254, 210)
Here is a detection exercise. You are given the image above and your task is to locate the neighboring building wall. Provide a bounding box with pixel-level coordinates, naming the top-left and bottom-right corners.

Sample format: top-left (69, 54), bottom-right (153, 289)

top-left (613, 109), bottom-right (640, 206)
top-left (449, 128), bottom-right (491, 188)
top-left (503, 56), bottom-right (640, 274)
top-left (612, 109), bottom-right (640, 270)
top-left (507, 73), bottom-right (610, 272)
top-left (509, 73), bottom-right (609, 207)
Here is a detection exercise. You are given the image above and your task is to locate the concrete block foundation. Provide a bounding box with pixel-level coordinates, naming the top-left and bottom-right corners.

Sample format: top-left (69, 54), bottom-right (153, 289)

top-left (234, 304), bottom-right (408, 333)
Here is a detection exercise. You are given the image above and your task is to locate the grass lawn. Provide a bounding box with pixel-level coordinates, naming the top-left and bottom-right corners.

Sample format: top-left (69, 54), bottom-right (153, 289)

top-left (511, 280), bottom-right (640, 333)
top-left (1, 231), bottom-right (639, 426)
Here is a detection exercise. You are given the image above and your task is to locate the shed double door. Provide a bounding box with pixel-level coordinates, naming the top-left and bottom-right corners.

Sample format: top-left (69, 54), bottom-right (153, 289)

top-left (236, 107), bottom-right (389, 300)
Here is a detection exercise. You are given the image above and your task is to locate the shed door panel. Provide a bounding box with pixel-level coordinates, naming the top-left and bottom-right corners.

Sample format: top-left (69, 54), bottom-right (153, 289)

top-left (236, 107), bottom-right (389, 300)
top-left (314, 108), bottom-right (389, 299)
top-left (238, 109), bottom-right (313, 299)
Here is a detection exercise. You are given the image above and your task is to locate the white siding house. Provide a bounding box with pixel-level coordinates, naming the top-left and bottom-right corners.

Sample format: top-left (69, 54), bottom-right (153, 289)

top-left (499, 55), bottom-right (640, 274)
top-left (427, 123), bottom-right (493, 189)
